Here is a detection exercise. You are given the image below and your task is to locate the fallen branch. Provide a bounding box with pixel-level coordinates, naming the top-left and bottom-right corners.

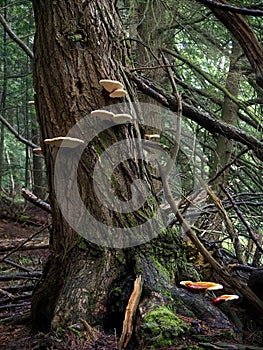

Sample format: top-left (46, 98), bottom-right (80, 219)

top-left (0, 224), bottom-right (50, 263)
top-left (0, 292), bottom-right (32, 304)
top-left (119, 275), bottom-right (143, 350)
top-left (1, 284), bottom-right (34, 293)
top-left (0, 288), bottom-right (15, 300)
top-left (3, 258), bottom-right (35, 272)
top-left (0, 301), bottom-right (31, 311)
top-left (0, 271), bottom-right (42, 281)
top-left (0, 237), bottom-right (49, 252)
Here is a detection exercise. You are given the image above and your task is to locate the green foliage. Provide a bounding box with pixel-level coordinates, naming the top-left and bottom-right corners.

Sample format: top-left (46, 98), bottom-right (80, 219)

top-left (0, 0), bottom-right (38, 196)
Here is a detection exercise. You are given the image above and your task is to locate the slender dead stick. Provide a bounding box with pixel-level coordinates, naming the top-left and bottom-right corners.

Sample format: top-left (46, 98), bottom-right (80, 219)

top-left (119, 275), bottom-right (143, 350)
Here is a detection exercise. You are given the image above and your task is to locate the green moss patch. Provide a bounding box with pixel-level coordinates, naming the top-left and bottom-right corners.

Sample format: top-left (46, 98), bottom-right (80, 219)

top-left (141, 306), bottom-right (189, 348)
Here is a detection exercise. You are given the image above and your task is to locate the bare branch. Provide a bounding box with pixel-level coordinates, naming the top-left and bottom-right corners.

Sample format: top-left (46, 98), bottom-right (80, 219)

top-left (125, 70), bottom-right (263, 161)
top-left (21, 188), bottom-right (52, 213)
top-left (0, 113), bottom-right (39, 149)
top-left (195, 0), bottom-right (263, 17)
top-left (195, 0), bottom-right (263, 88)
top-left (220, 186), bottom-right (263, 255)
top-left (0, 13), bottom-right (34, 59)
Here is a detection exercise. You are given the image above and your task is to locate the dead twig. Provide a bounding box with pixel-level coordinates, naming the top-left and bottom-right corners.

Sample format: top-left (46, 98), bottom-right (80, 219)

top-left (220, 185), bottom-right (263, 255)
top-left (80, 318), bottom-right (99, 342)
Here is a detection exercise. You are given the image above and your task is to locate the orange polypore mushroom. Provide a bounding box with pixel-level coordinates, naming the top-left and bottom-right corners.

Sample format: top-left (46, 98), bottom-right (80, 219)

top-left (180, 280), bottom-right (223, 292)
top-left (211, 294), bottom-right (239, 305)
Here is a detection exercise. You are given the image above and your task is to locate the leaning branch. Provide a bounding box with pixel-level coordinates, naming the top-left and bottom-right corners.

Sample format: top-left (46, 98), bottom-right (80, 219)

top-left (0, 13), bottom-right (34, 59)
top-left (0, 114), bottom-right (38, 149)
top-left (195, 0), bottom-right (263, 17)
top-left (125, 70), bottom-right (263, 161)
top-left (195, 0), bottom-right (263, 88)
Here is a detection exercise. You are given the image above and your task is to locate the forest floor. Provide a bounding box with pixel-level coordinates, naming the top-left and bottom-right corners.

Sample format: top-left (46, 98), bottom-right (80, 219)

top-left (0, 204), bottom-right (263, 350)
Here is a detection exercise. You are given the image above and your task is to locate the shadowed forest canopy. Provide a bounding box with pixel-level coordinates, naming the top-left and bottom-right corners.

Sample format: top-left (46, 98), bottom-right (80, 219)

top-left (0, 0), bottom-right (263, 349)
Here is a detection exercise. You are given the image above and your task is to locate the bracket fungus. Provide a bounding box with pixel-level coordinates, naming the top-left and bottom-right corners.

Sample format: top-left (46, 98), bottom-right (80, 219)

top-left (109, 88), bottom-right (127, 98)
top-left (145, 134), bottom-right (161, 140)
top-left (180, 280), bottom-right (223, 292)
top-left (33, 147), bottom-right (43, 155)
top-left (91, 109), bottom-right (115, 120)
top-left (113, 113), bottom-right (132, 124)
top-left (99, 79), bottom-right (127, 98)
top-left (28, 100), bottom-right (35, 105)
top-left (44, 137), bottom-right (84, 148)
top-left (211, 294), bottom-right (239, 306)
top-left (99, 79), bottom-right (124, 92)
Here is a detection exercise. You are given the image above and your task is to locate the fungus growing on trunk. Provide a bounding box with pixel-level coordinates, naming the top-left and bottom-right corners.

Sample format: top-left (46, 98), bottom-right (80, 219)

top-left (91, 109), bottom-right (115, 120)
top-left (33, 147), bottom-right (43, 154)
top-left (109, 88), bottom-right (127, 98)
top-left (113, 113), bottom-right (132, 123)
top-left (44, 137), bottom-right (84, 148)
top-left (211, 295), bottom-right (239, 306)
top-left (99, 79), bottom-right (124, 92)
top-left (180, 281), bottom-right (223, 292)
top-left (145, 134), bottom-right (160, 140)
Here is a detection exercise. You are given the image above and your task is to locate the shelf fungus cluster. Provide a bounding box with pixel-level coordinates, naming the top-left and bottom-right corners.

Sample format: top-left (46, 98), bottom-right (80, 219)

top-left (33, 147), bottom-right (43, 155)
top-left (180, 281), bottom-right (223, 292)
top-left (99, 79), bottom-right (127, 98)
top-left (91, 109), bottom-right (132, 124)
top-left (145, 134), bottom-right (161, 141)
top-left (44, 136), bottom-right (84, 148)
top-left (211, 294), bottom-right (239, 306)
top-left (180, 280), bottom-right (239, 306)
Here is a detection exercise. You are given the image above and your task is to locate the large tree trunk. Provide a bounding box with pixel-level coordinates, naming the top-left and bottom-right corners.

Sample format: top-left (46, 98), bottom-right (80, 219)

top-left (31, 0), bottom-right (234, 345)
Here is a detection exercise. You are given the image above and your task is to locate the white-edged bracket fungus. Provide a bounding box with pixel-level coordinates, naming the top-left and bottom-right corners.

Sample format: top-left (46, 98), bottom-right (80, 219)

top-left (44, 136), bottom-right (84, 148)
top-left (109, 88), bottom-right (127, 98)
top-left (91, 109), bottom-right (115, 120)
top-left (113, 113), bottom-right (132, 124)
top-left (33, 147), bottom-right (43, 155)
top-left (211, 294), bottom-right (239, 306)
top-left (145, 134), bottom-right (161, 140)
top-left (99, 79), bottom-right (124, 93)
top-left (180, 280), bottom-right (223, 292)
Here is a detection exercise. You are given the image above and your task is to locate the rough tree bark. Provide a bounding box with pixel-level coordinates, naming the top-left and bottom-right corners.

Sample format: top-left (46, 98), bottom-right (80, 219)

top-left (31, 0), bottom-right (235, 346)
